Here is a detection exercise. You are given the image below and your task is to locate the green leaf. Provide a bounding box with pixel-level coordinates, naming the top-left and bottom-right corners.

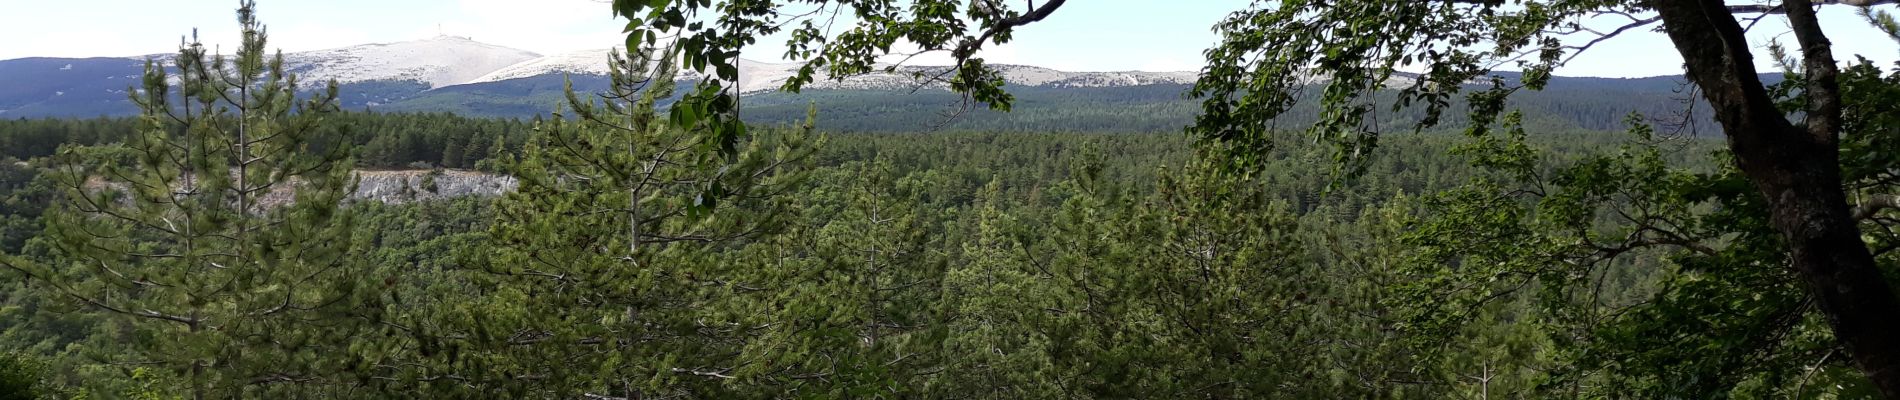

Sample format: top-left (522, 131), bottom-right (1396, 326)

top-left (626, 30), bottom-right (645, 53)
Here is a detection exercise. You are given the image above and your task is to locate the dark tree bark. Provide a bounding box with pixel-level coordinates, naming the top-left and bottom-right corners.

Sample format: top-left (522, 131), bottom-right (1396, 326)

top-left (1650, 0), bottom-right (1900, 396)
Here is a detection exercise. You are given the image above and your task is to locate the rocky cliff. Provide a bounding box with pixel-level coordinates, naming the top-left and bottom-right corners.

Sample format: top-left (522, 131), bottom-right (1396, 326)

top-left (85, 169), bottom-right (517, 209)
top-left (349, 169), bottom-right (517, 204)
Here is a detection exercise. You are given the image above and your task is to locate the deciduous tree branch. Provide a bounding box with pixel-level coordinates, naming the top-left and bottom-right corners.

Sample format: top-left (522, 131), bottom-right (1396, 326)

top-left (1857, 194), bottom-right (1900, 220)
top-left (953, 0), bottom-right (1068, 61)
top-left (1727, 0), bottom-right (1898, 14)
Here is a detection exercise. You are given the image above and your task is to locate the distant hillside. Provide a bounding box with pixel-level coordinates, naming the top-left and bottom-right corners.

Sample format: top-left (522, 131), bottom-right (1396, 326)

top-left (0, 36), bottom-right (1197, 119)
top-left (736, 75), bottom-right (1728, 135)
top-left (0, 36), bottom-right (1745, 135)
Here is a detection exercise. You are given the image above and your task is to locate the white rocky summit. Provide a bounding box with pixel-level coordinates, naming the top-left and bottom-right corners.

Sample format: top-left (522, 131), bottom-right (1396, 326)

top-left (90, 37), bottom-right (1194, 93)
top-left (281, 35), bottom-right (542, 88)
top-left (466, 48), bottom-right (1198, 93)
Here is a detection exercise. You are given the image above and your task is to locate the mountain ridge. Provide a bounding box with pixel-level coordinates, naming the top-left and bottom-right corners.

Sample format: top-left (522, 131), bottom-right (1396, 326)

top-left (0, 36), bottom-right (1212, 118)
top-left (3, 36), bottom-right (1204, 94)
top-left (0, 36), bottom-right (1729, 136)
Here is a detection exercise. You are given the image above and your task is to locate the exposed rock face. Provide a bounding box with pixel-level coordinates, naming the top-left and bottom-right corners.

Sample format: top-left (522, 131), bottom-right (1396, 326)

top-left (83, 169), bottom-right (517, 209)
top-left (349, 169), bottom-right (517, 205)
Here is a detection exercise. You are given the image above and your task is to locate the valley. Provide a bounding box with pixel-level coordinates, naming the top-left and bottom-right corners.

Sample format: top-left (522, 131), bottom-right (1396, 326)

top-left (2, 1), bottom-right (1896, 398)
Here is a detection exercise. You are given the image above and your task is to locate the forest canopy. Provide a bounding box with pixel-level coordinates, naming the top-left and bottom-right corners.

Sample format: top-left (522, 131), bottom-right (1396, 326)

top-left (0, 0), bottom-right (1897, 399)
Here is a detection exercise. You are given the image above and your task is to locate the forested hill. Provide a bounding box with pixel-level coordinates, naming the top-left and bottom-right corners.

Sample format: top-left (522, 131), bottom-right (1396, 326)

top-left (736, 74), bottom-right (1732, 134)
top-left (0, 46), bottom-right (1876, 400)
top-left (0, 76), bottom-right (1731, 136)
top-left (3, 48), bottom-right (1735, 134)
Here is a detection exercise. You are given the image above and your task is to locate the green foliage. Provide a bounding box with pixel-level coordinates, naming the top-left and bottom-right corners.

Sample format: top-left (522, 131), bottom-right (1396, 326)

top-left (357, 45), bottom-right (821, 397)
top-left (1393, 60), bottom-right (1900, 398)
top-left (1187, 0), bottom-right (1639, 180)
top-left (0, 113), bottom-right (530, 172)
top-left (0, 353), bottom-right (46, 400)
top-left (5, 2), bottom-right (1894, 396)
top-left (3, 114), bottom-right (1777, 397)
top-left (0, 3), bottom-right (373, 397)
top-left (611, 0), bottom-right (1052, 110)
top-left (0, 159), bottom-right (50, 255)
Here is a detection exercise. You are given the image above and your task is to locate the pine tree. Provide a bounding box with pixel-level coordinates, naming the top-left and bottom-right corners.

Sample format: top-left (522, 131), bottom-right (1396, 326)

top-left (928, 178), bottom-right (1065, 398)
top-left (727, 159), bottom-right (948, 397)
top-left (0, 2), bottom-right (367, 397)
top-left (380, 45), bottom-right (818, 397)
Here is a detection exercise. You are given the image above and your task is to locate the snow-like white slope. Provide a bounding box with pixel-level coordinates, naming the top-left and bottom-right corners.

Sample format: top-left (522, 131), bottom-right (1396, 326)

top-left (83, 37), bottom-right (1229, 93)
top-left (467, 48), bottom-right (616, 83)
top-left (468, 51), bottom-right (815, 92)
top-left (789, 64), bottom-right (1199, 90)
top-left (464, 48), bottom-right (1200, 92)
top-left (281, 36), bottom-right (541, 88)
top-left (723, 59), bottom-right (808, 93)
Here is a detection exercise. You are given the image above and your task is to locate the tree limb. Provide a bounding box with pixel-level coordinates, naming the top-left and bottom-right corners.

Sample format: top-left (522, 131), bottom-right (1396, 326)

top-left (1447, 0), bottom-right (1899, 12)
top-left (953, 0), bottom-right (1068, 61)
top-left (1728, 0), bottom-right (1898, 14)
top-left (1857, 194), bottom-right (1900, 220)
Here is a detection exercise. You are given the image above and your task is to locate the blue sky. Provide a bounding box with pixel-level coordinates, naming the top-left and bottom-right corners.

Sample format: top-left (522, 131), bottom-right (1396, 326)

top-left (1, 0), bottom-right (1896, 77)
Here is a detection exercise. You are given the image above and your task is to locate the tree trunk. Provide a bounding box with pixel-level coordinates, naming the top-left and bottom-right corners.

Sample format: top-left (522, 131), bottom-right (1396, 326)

top-left (1650, 0), bottom-right (1900, 396)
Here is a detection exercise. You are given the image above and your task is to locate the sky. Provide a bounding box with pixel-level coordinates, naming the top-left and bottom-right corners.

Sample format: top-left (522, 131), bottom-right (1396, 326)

top-left (0, 0), bottom-right (1897, 77)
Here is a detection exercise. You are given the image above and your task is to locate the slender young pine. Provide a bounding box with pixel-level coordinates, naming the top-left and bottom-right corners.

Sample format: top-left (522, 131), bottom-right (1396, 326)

top-left (377, 45), bottom-right (817, 397)
top-left (1, 2), bottom-right (365, 397)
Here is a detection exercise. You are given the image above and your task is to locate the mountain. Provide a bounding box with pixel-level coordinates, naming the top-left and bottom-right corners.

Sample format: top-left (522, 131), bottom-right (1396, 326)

top-left (0, 37), bottom-right (1211, 118)
top-left (466, 48), bottom-right (614, 84)
top-left (282, 35), bottom-right (541, 88)
top-left (0, 36), bottom-right (1729, 135)
top-left (0, 57), bottom-right (146, 117)
top-left (465, 48), bottom-right (1199, 92)
top-left (0, 36), bottom-right (543, 117)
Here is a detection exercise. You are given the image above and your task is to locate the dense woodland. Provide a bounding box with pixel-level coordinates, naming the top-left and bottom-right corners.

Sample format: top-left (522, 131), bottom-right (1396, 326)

top-left (0, 117), bottom-right (1765, 398)
top-left (4, 1), bottom-right (1900, 399)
